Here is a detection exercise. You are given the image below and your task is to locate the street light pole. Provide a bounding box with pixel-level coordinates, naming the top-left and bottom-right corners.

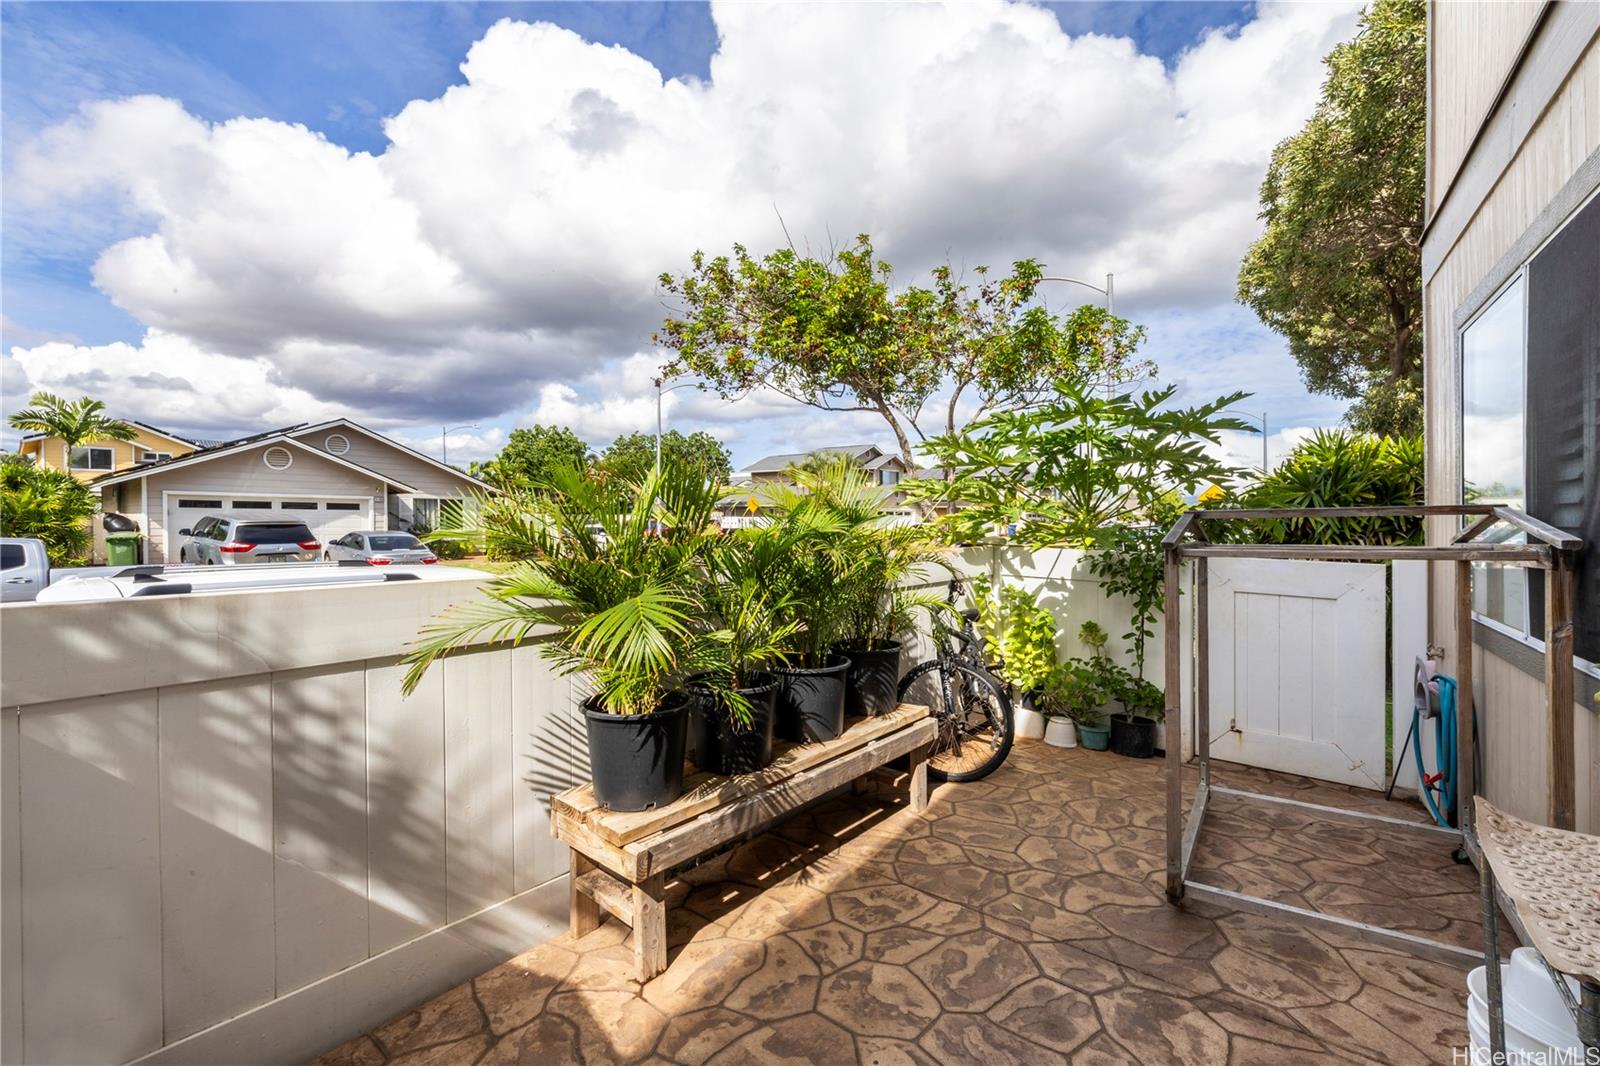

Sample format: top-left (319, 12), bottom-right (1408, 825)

top-left (653, 376), bottom-right (699, 471)
top-left (441, 423), bottom-right (478, 467)
top-left (1039, 273), bottom-right (1114, 314)
top-left (1222, 408), bottom-right (1270, 474)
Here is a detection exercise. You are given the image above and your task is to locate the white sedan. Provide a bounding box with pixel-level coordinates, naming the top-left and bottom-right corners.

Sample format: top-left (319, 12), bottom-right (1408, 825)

top-left (324, 530), bottom-right (438, 566)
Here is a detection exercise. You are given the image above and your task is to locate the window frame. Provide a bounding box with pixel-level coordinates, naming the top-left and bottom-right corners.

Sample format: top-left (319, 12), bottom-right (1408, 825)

top-left (1457, 192), bottom-right (1600, 680)
top-left (68, 446), bottom-right (115, 471)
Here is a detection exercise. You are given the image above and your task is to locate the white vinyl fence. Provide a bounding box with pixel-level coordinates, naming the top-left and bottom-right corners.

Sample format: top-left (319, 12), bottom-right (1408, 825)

top-left (0, 546), bottom-right (1411, 1066)
top-left (0, 571), bottom-right (586, 1066)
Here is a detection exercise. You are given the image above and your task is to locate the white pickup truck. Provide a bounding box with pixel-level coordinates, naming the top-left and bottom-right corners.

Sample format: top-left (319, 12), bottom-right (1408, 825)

top-left (1, 538), bottom-right (62, 603)
top-left (1, 537), bottom-right (466, 603)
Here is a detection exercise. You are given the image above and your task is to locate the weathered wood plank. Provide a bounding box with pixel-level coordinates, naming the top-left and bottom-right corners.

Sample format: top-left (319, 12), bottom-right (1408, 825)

top-left (1544, 557), bottom-right (1576, 829)
top-left (1177, 543), bottom-right (1551, 564)
top-left (908, 740), bottom-right (931, 812)
top-left (632, 875), bottom-right (667, 980)
top-left (1452, 512), bottom-right (1503, 543)
top-left (555, 703), bottom-right (930, 846)
top-left (159, 679), bottom-right (276, 1041)
top-left (1164, 547), bottom-right (1183, 902)
top-left (573, 867), bottom-right (633, 926)
top-left (569, 852), bottom-right (600, 937)
top-left (628, 719), bottom-right (938, 880)
top-left (1455, 562), bottom-right (1476, 835)
top-left (1494, 507), bottom-right (1582, 550)
top-left (1195, 505), bottom-right (1494, 520)
top-left (1161, 510), bottom-right (1199, 547)
top-left (554, 717), bottom-right (938, 883)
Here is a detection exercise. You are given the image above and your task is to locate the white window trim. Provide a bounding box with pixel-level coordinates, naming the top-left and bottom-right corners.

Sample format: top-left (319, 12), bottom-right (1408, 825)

top-left (69, 446), bottom-right (115, 471)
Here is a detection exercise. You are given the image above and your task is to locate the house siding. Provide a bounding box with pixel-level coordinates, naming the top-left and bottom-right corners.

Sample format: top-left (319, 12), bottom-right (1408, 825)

top-left (21, 427), bottom-right (195, 482)
top-left (142, 447), bottom-right (387, 562)
top-left (290, 427), bottom-right (480, 499)
top-left (1423, 4), bottom-right (1599, 831)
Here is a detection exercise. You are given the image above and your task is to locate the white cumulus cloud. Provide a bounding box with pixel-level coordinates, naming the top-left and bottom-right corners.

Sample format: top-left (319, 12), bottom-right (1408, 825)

top-left (5, 0), bottom-right (1361, 440)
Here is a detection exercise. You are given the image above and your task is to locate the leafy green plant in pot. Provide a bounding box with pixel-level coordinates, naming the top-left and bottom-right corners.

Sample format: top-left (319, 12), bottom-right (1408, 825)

top-left (1038, 661), bottom-right (1101, 748)
top-left (691, 528), bottom-right (803, 775)
top-left (974, 578), bottom-right (1057, 736)
top-left (1075, 622), bottom-right (1116, 751)
top-left (1109, 675), bottom-right (1165, 759)
top-left (402, 457), bottom-right (727, 812)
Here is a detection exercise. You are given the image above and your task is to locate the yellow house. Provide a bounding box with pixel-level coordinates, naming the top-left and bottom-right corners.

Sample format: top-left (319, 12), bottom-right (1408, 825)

top-left (17, 421), bottom-right (201, 481)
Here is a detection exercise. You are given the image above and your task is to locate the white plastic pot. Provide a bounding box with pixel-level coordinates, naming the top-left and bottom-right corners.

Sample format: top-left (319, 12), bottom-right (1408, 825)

top-left (1014, 703), bottom-right (1046, 740)
top-left (1043, 717), bottom-right (1077, 747)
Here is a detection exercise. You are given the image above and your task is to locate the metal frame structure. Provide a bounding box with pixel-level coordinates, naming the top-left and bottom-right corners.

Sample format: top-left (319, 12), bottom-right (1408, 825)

top-left (1162, 504), bottom-right (1581, 963)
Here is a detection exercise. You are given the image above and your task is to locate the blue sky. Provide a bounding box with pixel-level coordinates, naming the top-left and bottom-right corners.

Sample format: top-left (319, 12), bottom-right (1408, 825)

top-left (1, 0), bottom-right (1352, 469)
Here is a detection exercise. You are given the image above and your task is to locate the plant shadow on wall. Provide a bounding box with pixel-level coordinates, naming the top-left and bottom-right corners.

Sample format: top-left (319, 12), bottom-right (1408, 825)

top-left (404, 452), bottom-right (952, 811)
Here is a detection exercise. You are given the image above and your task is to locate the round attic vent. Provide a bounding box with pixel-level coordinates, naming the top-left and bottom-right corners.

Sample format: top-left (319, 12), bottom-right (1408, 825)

top-left (263, 446), bottom-right (294, 471)
top-left (325, 433), bottom-right (351, 455)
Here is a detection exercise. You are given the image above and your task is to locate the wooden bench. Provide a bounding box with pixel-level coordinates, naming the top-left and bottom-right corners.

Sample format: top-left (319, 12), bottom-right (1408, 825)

top-left (550, 702), bottom-right (937, 980)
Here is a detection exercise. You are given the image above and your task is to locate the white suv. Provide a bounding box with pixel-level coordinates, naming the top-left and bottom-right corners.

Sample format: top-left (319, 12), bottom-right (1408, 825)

top-left (178, 515), bottom-right (321, 564)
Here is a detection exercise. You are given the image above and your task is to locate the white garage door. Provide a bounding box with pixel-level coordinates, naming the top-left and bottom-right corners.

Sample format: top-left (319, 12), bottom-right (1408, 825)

top-left (165, 495), bottom-right (372, 561)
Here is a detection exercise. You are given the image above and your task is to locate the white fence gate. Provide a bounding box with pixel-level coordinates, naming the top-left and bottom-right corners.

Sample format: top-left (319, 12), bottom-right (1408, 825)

top-left (1206, 558), bottom-right (1389, 790)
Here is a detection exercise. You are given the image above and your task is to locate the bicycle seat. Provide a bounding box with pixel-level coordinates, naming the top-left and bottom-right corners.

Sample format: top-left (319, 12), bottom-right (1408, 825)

top-left (960, 607), bottom-right (981, 622)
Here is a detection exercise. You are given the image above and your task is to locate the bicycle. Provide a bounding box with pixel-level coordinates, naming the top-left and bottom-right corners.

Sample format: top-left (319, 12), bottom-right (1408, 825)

top-left (896, 577), bottom-right (1014, 782)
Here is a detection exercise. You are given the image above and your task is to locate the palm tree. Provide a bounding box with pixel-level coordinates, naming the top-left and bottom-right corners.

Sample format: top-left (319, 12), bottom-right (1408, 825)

top-left (7, 392), bottom-right (138, 472)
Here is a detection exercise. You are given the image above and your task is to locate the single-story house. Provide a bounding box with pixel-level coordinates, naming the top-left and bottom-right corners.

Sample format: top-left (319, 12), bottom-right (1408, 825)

top-left (718, 444), bottom-right (920, 526)
top-left (88, 418), bottom-right (491, 563)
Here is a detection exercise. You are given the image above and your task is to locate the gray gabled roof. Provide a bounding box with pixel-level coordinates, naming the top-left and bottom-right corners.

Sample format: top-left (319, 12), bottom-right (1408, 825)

top-left (743, 444), bottom-right (883, 473)
top-left (88, 433), bottom-right (421, 494)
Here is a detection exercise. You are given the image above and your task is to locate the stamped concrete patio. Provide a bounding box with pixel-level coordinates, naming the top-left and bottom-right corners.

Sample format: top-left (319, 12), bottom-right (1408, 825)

top-left (313, 742), bottom-right (1481, 1066)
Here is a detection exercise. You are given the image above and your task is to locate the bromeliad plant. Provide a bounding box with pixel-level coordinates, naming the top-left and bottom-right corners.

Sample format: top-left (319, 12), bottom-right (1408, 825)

top-left (401, 457), bottom-right (729, 716)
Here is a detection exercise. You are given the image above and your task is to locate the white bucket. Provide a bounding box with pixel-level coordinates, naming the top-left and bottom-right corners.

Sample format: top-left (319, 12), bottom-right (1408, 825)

top-left (1466, 949), bottom-right (1582, 1063)
top-left (1043, 718), bottom-right (1077, 747)
top-left (1014, 704), bottom-right (1046, 740)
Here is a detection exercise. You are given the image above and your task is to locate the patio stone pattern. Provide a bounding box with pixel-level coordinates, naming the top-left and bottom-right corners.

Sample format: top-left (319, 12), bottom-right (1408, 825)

top-left (313, 744), bottom-right (1480, 1066)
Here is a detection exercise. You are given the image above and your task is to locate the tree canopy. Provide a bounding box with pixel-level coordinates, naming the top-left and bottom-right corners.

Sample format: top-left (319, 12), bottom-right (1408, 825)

top-left (655, 234), bottom-right (1150, 469)
top-left (471, 425), bottom-right (592, 490)
top-left (7, 391), bottom-right (138, 467)
top-left (0, 454), bottom-right (99, 564)
top-left (597, 430), bottom-right (732, 485)
top-left (1237, 0), bottom-right (1425, 437)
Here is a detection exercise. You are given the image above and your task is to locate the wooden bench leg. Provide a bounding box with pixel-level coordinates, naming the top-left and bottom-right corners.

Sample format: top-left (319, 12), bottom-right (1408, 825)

top-left (632, 873), bottom-right (668, 981)
top-left (570, 851), bottom-right (600, 937)
top-left (908, 740), bottom-right (931, 812)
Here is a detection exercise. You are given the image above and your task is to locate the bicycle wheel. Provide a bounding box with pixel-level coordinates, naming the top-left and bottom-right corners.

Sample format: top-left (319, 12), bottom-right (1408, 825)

top-left (897, 659), bottom-right (1014, 782)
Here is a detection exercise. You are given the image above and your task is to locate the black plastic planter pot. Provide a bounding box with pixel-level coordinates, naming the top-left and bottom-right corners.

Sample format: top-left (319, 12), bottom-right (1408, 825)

top-left (689, 676), bottom-right (779, 776)
top-left (773, 656), bottom-right (851, 743)
top-left (1109, 712), bottom-right (1158, 758)
top-left (582, 692), bottom-right (690, 811)
top-left (836, 641), bottom-right (902, 718)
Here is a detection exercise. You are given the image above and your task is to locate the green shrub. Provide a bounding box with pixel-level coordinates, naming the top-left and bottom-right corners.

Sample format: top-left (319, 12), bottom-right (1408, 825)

top-left (0, 455), bottom-right (97, 564)
top-left (975, 578), bottom-right (1057, 693)
top-left (1230, 429), bottom-right (1423, 545)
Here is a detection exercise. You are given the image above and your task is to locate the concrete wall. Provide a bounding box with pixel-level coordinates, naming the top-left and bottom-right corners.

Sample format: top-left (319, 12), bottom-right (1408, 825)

top-left (0, 569), bottom-right (586, 1065)
top-left (1423, 2), bottom-right (1600, 830)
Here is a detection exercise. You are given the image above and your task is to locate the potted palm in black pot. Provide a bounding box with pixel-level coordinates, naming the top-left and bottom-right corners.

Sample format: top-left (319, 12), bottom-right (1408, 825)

top-left (814, 465), bottom-right (950, 718)
top-left (691, 530), bottom-right (803, 775)
top-left (402, 457), bottom-right (727, 812)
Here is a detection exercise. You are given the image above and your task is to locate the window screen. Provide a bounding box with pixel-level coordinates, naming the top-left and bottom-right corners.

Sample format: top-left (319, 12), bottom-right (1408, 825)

top-left (1526, 193), bottom-right (1600, 663)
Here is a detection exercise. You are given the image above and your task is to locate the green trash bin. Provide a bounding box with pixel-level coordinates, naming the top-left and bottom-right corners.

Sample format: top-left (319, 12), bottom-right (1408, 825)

top-left (106, 531), bottom-right (143, 566)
